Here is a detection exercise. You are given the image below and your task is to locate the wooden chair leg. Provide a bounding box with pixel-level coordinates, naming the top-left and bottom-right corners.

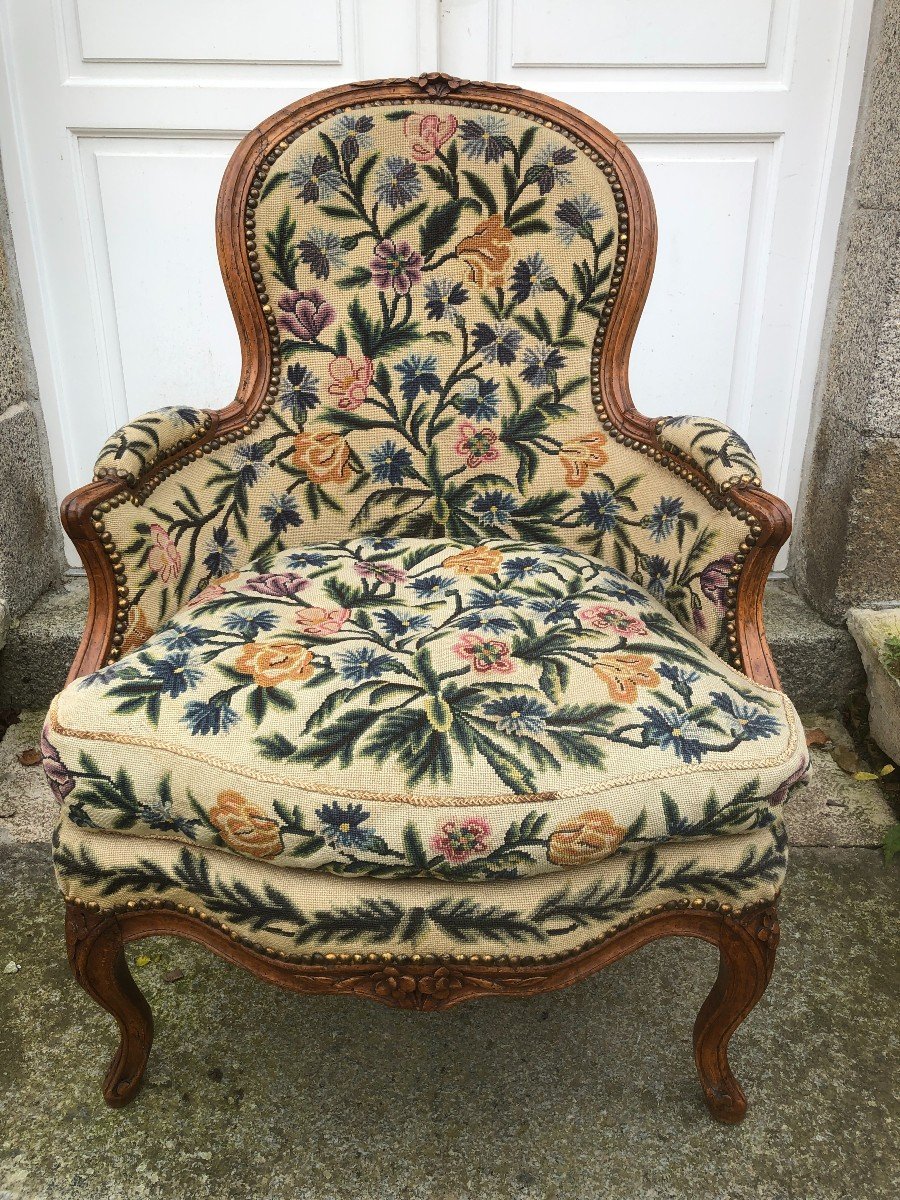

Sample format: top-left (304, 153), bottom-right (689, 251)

top-left (65, 904), bottom-right (154, 1107)
top-left (692, 903), bottom-right (780, 1123)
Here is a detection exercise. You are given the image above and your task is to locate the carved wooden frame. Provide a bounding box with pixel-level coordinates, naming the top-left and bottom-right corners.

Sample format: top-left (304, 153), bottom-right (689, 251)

top-left (57, 73), bottom-right (793, 1120)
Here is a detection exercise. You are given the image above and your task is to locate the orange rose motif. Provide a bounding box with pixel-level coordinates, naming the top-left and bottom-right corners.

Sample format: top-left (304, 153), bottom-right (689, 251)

top-left (295, 606), bottom-right (351, 635)
top-left (292, 430), bottom-right (352, 483)
top-left (234, 641), bottom-right (315, 687)
top-left (592, 653), bottom-right (660, 703)
top-left (209, 790), bottom-right (284, 860)
top-left (559, 431), bottom-right (609, 486)
top-left (327, 355), bottom-right (373, 410)
top-left (120, 604), bottom-right (152, 656)
top-left (147, 523), bottom-right (181, 583)
top-left (403, 112), bottom-right (458, 162)
top-left (442, 545), bottom-right (503, 576)
top-left (455, 214), bottom-right (513, 289)
top-left (547, 810), bottom-right (626, 867)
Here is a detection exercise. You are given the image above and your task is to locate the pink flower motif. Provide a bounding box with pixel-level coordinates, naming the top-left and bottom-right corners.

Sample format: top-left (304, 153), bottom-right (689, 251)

top-left (353, 561), bottom-right (408, 584)
top-left (295, 606), bottom-right (351, 635)
top-left (370, 238), bottom-right (423, 295)
top-left (147, 523), bottom-right (181, 583)
top-left (277, 288), bottom-right (336, 341)
top-left (41, 727), bottom-right (74, 803)
top-left (454, 421), bottom-right (500, 469)
top-left (452, 632), bottom-right (515, 674)
top-left (430, 816), bottom-right (491, 863)
top-left (244, 573), bottom-right (310, 598)
top-left (579, 604), bottom-right (649, 639)
top-left (327, 355), bottom-right (373, 410)
top-left (403, 113), bottom-right (458, 163)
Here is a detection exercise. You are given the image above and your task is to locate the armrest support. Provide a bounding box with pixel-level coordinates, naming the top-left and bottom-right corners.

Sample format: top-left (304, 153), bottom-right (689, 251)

top-left (93, 406), bottom-right (214, 486)
top-left (655, 416), bottom-right (761, 491)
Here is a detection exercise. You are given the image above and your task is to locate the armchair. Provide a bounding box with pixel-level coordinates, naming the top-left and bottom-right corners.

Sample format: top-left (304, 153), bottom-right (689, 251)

top-left (47, 74), bottom-right (807, 1122)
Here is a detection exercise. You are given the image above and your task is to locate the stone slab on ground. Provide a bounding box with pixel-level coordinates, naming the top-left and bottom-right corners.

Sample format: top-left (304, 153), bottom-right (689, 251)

top-left (0, 840), bottom-right (897, 1200)
top-left (0, 578), bottom-right (86, 712)
top-left (847, 607), bottom-right (900, 764)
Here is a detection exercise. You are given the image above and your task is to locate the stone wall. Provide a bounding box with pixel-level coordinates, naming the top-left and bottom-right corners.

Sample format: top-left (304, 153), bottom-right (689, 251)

top-left (0, 156), bottom-right (65, 638)
top-left (792, 0), bottom-right (900, 623)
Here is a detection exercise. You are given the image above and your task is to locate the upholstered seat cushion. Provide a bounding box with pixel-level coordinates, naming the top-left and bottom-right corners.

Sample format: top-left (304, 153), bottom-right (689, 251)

top-left (45, 538), bottom-right (807, 883)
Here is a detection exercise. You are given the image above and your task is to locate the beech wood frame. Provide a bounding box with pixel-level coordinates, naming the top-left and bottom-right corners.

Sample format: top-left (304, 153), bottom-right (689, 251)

top-left (57, 73), bottom-right (793, 1121)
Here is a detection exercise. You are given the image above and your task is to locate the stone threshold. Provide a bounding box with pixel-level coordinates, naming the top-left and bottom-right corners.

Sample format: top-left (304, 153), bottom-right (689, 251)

top-left (0, 573), bottom-right (864, 714)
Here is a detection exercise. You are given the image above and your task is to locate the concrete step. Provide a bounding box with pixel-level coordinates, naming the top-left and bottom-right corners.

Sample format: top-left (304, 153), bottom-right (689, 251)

top-left (0, 574), bottom-right (864, 713)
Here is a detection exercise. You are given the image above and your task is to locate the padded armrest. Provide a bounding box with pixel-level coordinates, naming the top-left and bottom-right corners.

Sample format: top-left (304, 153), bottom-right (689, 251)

top-left (655, 416), bottom-right (761, 490)
top-left (93, 406), bottom-right (213, 485)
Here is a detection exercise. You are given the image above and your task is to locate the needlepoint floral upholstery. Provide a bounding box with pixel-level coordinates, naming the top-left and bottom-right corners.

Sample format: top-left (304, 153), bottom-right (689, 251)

top-left (93, 101), bottom-right (758, 665)
top-left (48, 85), bottom-right (808, 977)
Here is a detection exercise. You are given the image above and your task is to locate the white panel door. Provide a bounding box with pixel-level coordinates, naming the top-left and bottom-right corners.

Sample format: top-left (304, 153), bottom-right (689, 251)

top-left (0, 0), bottom-right (874, 569)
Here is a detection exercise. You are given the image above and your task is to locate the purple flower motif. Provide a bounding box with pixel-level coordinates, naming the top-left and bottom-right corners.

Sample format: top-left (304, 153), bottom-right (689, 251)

top-left (370, 239), bottom-right (424, 295)
top-left (276, 289), bottom-right (336, 341)
top-left (700, 554), bottom-right (736, 613)
top-left (41, 729), bottom-right (74, 803)
top-left (243, 572), bottom-right (310, 598)
top-left (353, 561), bottom-right (408, 584)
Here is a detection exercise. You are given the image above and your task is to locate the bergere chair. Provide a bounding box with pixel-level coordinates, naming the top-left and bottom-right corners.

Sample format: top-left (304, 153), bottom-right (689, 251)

top-left (45, 74), bottom-right (808, 1122)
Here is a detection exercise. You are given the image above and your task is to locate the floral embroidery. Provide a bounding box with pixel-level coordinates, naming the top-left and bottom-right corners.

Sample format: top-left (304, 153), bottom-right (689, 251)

top-left (452, 631), bottom-right (515, 673)
top-left (455, 214), bottom-right (514, 289)
top-left (292, 430), bottom-right (352, 482)
top-left (579, 604), bottom-right (649, 639)
top-left (327, 355), bottom-right (374, 409)
top-left (295, 606), bottom-right (351, 635)
top-left (454, 421), bottom-right (500, 468)
top-left (370, 238), bottom-right (424, 294)
top-left (147, 524), bottom-right (181, 583)
top-left (234, 641), bottom-right (315, 686)
top-left (547, 810), bottom-right (626, 866)
top-left (442, 545), bottom-right (503, 575)
top-left (209, 790), bottom-right (284, 859)
top-left (592, 653), bottom-right (660, 703)
top-left (430, 817), bottom-right (491, 862)
top-left (120, 604), bottom-right (153, 655)
top-left (403, 112), bottom-right (458, 162)
top-left (559, 431), bottom-right (609, 486)
top-left (276, 288), bottom-right (336, 340)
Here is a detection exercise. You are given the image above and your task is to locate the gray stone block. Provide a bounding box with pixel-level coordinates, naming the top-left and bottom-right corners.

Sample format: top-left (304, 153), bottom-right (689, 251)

top-left (764, 578), bottom-right (865, 711)
top-left (0, 401), bottom-right (65, 618)
top-left (0, 576), bottom-right (87, 710)
top-left (855, 0), bottom-right (900, 212)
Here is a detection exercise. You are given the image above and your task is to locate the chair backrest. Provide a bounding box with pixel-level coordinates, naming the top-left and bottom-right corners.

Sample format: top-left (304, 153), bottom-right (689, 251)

top-left (92, 76), bottom-right (759, 664)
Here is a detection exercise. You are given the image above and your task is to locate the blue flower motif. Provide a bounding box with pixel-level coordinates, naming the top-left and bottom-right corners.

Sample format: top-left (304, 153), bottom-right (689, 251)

top-left (599, 571), bottom-right (646, 605)
top-left (645, 555), bottom-right (671, 599)
top-left (470, 489), bottom-right (517, 529)
top-left (459, 115), bottom-right (512, 163)
top-left (361, 537), bottom-right (399, 552)
top-left (281, 364), bottom-right (319, 422)
top-left (510, 252), bottom-right (554, 304)
top-left (233, 442), bottom-right (269, 486)
top-left (135, 796), bottom-right (200, 836)
top-left (639, 706), bottom-right (706, 764)
top-left (710, 692), bottom-right (782, 741)
top-left (338, 646), bottom-right (395, 684)
top-left (395, 354), bottom-right (441, 402)
top-left (554, 193), bottom-right (605, 245)
top-left (581, 490), bottom-right (622, 533)
top-left (376, 609), bottom-right (432, 637)
top-left (369, 440), bottom-right (414, 485)
top-left (182, 697), bottom-right (240, 736)
top-left (469, 587), bottom-right (523, 611)
top-left (409, 574), bottom-right (453, 599)
top-left (520, 343), bottom-right (566, 388)
top-left (221, 610), bottom-right (278, 638)
top-left (471, 320), bottom-right (522, 365)
top-left (645, 496), bottom-right (684, 542)
top-left (502, 556), bottom-right (544, 582)
top-left (483, 695), bottom-right (551, 736)
top-left (658, 663), bottom-right (700, 704)
top-left (424, 278), bottom-right (469, 321)
top-left (285, 550), bottom-right (329, 569)
top-left (529, 596), bottom-right (579, 624)
top-left (458, 610), bottom-right (517, 635)
top-left (289, 153), bottom-right (342, 203)
top-left (146, 653), bottom-right (203, 698)
top-left (260, 493), bottom-right (303, 535)
top-left (202, 527), bottom-right (238, 577)
top-left (316, 801), bottom-right (374, 851)
top-left (454, 377), bottom-right (500, 422)
top-left (297, 226), bottom-right (347, 281)
top-left (374, 156), bottom-right (422, 209)
top-left (157, 626), bottom-right (210, 652)
top-left (331, 113), bottom-right (375, 164)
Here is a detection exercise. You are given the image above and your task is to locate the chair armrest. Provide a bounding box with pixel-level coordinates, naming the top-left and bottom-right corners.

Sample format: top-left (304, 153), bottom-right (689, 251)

top-left (655, 416), bottom-right (761, 491)
top-left (93, 406), bottom-right (214, 486)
